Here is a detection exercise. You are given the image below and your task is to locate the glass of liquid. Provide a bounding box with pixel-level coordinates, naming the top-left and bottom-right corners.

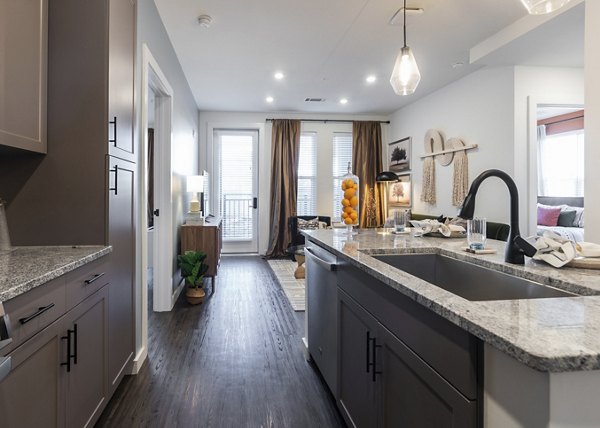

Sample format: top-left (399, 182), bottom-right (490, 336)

top-left (393, 210), bottom-right (407, 233)
top-left (467, 218), bottom-right (487, 250)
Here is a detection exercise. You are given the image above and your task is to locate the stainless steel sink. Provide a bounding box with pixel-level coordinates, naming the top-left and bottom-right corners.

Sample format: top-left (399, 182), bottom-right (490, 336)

top-left (371, 253), bottom-right (576, 301)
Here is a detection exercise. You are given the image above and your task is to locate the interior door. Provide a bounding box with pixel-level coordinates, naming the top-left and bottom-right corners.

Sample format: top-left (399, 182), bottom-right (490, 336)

top-left (214, 129), bottom-right (259, 253)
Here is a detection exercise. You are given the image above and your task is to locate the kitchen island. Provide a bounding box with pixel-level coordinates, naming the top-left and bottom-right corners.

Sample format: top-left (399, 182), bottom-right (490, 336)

top-left (303, 229), bottom-right (600, 428)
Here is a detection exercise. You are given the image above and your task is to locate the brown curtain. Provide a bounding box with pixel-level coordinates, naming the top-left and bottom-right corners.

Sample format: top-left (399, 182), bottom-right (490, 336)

top-left (352, 121), bottom-right (385, 228)
top-left (266, 119), bottom-right (301, 257)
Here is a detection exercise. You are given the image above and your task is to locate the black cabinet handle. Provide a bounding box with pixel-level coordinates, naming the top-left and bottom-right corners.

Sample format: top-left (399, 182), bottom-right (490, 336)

top-left (19, 303), bottom-right (55, 325)
top-left (253, 197), bottom-right (258, 209)
top-left (109, 165), bottom-right (119, 195)
top-left (73, 324), bottom-right (78, 365)
top-left (371, 337), bottom-right (382, 382)
top-left (84, 272), bottom-right (105, 285)
top-left (61, 329), bottom-right (73, 373)
top-left (366, 331), bottom-right (371, 373)
top-left (109, 116), bottom-right (117, 146)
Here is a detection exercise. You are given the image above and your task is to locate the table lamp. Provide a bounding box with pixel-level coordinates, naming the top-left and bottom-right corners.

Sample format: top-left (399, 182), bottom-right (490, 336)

top-left (186, 175), bottom-right (204, 224)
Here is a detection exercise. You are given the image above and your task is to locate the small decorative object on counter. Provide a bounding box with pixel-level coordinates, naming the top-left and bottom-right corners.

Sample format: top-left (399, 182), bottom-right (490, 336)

top-left (340, 162), bottom-right (359, 234)
top-left (177, 250), bottom-right (209, 304)
top-left (0, 199), bottom-right (11, 251)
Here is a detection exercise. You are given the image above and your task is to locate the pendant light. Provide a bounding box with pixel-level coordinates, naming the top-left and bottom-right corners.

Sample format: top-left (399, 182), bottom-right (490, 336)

top-left (390, 0), bottom-right (421, 96)
top-left (520, 0), bottom-right (572, 15)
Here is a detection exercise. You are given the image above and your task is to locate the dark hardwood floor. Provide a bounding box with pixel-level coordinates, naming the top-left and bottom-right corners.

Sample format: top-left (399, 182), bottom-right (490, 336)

top-left (96, 256), bottom-right (345, 428)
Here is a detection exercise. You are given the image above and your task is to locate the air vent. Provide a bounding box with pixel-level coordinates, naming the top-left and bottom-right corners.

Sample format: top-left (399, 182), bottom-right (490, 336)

top-left (305, 98), bottom-right (326, 102)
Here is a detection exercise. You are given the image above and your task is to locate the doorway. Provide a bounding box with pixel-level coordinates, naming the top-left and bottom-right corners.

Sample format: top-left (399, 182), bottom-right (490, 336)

top-left (214, 129), bottom-right (259, 253)
top-left (133, 44), bottom-right (175, 373)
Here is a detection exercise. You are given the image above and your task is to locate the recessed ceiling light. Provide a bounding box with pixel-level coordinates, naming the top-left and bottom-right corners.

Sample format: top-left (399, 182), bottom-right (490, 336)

top-left (266, 96), bottom-right (274, 103)
top-left (274, 72), bottom-right (284, 80)
top-left (340, 98), bottom-right (348, 105)
top-left (366, 75), bottom-right (377, 84)
top-left (197, 15), bottom-right (213, 28)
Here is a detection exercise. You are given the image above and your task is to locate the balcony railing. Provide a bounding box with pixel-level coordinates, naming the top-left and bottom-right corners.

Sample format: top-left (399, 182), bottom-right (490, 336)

top-left (220, 194), bottom-right (253, 240)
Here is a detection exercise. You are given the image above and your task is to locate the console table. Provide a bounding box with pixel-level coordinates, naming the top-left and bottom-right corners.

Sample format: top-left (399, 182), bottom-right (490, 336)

top-left (181, 217), bottom-right (222, 293)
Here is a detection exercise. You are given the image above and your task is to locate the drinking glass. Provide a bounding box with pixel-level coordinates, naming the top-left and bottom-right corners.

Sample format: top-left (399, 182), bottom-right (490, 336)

top-left (393, 210), bottom-right (407, 233)
top-left (467, 218), bottom-right (487, 250)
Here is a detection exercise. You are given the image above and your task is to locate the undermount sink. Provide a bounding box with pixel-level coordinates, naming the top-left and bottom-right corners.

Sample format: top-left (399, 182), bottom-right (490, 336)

top-left (371, 253), bottom-right (576, 301)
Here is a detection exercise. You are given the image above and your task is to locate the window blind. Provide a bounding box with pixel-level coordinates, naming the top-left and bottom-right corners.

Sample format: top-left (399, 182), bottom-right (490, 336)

top-left (297, 132), bottom-right (317, 216)
top-left (332, 132), bottom-right (353, 221)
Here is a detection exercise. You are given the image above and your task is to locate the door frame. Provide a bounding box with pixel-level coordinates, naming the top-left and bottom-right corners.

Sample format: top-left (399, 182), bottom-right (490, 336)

top-left (207, 123), bottom-right (264, 253)
top-left (134, 44), bottom-right (176, 372)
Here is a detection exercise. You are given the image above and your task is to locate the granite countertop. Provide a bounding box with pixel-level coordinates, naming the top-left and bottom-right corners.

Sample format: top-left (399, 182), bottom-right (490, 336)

top-left (0, 246), bottom-right (112, 302)
top-left (303, 229), bottom-right (600, 373)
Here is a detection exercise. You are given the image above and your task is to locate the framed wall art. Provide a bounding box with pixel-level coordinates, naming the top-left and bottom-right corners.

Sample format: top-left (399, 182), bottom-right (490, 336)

top-left (388, 137), bottom-right (411, 173)
top-left (388, 174), bottom-right (412, 208)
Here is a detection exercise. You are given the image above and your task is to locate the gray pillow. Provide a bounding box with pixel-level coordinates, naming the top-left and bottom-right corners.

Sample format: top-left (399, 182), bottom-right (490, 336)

top-left (298, 217), bottom-right (319, 230)
top-left (558, 209), bottom-right (577, 227)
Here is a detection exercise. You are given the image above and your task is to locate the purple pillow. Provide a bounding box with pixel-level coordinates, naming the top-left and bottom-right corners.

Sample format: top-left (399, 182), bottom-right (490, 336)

top-left (537, 204), bottom-right (561, 226)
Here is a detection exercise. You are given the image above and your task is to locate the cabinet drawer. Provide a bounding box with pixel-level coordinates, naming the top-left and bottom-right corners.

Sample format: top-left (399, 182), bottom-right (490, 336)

top-left (3, 277), bottom-right (66, 354)
top-left (66, 256), bottom-right (110, 310)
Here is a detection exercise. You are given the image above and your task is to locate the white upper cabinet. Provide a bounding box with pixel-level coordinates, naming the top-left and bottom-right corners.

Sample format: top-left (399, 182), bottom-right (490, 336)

top-left (0, 0), bottom-right (47, 153)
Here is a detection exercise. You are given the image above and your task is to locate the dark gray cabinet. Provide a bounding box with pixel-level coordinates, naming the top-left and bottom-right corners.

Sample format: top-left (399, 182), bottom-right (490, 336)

top-left (0, 317), bottom-right (63, 428)
top-left (305, 242), bottom-right (338, 395)
top-left (336, 260), bottom-right (480, 428)
top-left (107, 156), bottom-right (135, 393)
top-left (64, 286), bottom-right (109, 428)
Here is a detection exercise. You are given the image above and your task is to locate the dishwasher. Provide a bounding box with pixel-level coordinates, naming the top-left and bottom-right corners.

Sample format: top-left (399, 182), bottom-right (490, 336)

top-left (304, 240), bottom-right (338, 395)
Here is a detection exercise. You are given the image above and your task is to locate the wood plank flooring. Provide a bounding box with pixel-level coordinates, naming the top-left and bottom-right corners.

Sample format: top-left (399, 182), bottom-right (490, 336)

top-left (96, 256), bottom-right (345, 428)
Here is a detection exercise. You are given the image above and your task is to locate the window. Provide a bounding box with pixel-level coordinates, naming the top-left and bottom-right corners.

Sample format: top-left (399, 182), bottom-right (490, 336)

top-left (297, 132), bottom-right (317, 215)
top-left (332, 132), bottom-right (353, 221)
top-left (538, 129), bottom-right (584, 197)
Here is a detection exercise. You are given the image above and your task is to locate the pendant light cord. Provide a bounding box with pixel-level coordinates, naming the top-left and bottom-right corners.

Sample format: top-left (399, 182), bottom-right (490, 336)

top-left (403, 0), bottom-right (407, 48)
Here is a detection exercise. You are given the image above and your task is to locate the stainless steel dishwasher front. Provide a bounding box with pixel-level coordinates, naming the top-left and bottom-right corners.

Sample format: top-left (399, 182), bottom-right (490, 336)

top-left (304, 240), bottom-right (338, 397)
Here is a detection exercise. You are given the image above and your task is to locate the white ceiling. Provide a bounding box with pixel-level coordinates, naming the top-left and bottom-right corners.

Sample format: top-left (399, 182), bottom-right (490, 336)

top-left (153, 0), bottom-right (584, 115)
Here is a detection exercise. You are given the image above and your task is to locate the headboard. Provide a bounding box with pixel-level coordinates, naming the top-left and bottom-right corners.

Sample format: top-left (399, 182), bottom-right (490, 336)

top-left (537, 196), bottom-right (584, 208)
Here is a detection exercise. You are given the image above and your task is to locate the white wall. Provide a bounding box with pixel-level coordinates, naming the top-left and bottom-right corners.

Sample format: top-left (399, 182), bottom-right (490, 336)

top-left (135, 0), bottom-right (199, 349)
top-left (585, 1), bottom-right (600, 242)
top-left (389, 67), bottom-right (515, 224)
top-left (198, 111), bottom-right (389, 255)
top-left (513, 66), bottom-right (584, 235)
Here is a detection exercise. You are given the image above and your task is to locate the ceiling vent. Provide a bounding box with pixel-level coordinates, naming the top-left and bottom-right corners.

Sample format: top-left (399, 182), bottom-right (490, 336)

top-left (305, 98), bottom-right (326, 102)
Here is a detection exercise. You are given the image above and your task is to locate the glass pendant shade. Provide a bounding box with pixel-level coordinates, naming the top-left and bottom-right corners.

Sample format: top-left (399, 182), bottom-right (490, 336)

top-left (520, 0), bottom-right (571, 14)
top-left (390, 46), bottom-right (421, 96)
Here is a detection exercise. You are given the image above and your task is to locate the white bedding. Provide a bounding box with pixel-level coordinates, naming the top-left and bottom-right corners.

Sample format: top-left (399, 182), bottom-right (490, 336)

top-left (537, 225), bottom-right (585, 243)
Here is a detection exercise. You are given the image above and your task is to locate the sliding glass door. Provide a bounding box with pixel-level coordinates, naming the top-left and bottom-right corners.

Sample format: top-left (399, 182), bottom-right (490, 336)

top-left (214, 129), bottom-right (259, 253)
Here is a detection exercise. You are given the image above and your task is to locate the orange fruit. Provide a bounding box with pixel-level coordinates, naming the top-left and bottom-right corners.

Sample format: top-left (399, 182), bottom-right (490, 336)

top-left (342, 212), bottom-right (348, 219)
top-left (350, 212), bottom-right (358, 221)
top-left (341, 182), bottom-right (347, 191)
top-left (344, 188), bottom-right (355, 199)
top-left (342, 198), bottom-right (350, 207)
top-left (344, 206), bottom-right (353, 214)
top-left (344, 217), bottom-right (353, 225)
top-left (353, 183), bottom-right (358, 190)
top-left (350, 196), bottom-right (359, 207)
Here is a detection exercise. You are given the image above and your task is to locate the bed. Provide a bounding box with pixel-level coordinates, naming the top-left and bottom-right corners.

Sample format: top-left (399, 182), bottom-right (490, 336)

top-left (537, 196), bottom-right (585, 242)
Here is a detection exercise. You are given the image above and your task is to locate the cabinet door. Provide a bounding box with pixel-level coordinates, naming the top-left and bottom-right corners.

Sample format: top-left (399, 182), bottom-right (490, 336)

top-left (377, 325), bottom-right (477, 428)
top-left (107, 156), bottom-right (135, 393)
top-left (0, 318), bottom-right (64, 428)
top-left (107, 0), bottom-right (135, 160)
top-left (0, 0), bottom-right (47, 153)
top-left (338, 289), bottom-right (378, 428)
top-left (306, 244), bottom-right (338, 396)
top-left (65, 286), bottom-right (109, 428)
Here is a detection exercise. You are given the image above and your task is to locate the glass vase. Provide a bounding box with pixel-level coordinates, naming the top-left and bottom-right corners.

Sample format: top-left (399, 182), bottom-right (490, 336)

top-left (340, 162), bottom-right (359, 234)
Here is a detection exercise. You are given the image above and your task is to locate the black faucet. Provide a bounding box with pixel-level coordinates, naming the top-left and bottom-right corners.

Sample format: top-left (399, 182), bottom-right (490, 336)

top-left (458, 169), bottom-right (536, 264)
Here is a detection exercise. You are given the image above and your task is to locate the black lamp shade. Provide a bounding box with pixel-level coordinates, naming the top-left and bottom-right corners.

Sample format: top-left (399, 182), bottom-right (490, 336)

top-left (376, 171), bottom-right (399, 182)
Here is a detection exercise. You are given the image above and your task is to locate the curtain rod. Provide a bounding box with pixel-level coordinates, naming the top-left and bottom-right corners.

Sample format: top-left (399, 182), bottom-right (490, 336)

top-left (265, 118), bottom-right (390, 124)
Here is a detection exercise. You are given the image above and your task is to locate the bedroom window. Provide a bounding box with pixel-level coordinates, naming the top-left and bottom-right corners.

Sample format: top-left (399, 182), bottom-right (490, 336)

top-left (538, 128), bottom-right (584, 197)
top-left (297, 132), bottom-right (317, 216)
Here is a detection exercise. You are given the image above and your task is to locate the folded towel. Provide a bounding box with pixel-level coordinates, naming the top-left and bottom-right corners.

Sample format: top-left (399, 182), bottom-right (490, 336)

top-left (576, 242), bottom-right (600, 258)
top-left (533, 231), bottom-right (577, 268)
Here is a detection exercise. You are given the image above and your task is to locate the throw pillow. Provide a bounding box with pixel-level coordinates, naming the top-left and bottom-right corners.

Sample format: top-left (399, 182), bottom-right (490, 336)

top-left (537, 204), bottom-right (561, 226)
top-left (298, 217), bottom-right (319, 230)
top-left (558, 209), bottom-right (577, 227)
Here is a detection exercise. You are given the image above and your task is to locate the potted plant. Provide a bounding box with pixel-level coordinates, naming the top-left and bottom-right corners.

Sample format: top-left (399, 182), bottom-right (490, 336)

top-left (177, 250), bottom-right (209, 304)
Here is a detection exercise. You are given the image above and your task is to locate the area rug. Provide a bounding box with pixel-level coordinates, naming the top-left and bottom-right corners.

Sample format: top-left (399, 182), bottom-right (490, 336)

top-left (267, 259), bottom-right (305, 311)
